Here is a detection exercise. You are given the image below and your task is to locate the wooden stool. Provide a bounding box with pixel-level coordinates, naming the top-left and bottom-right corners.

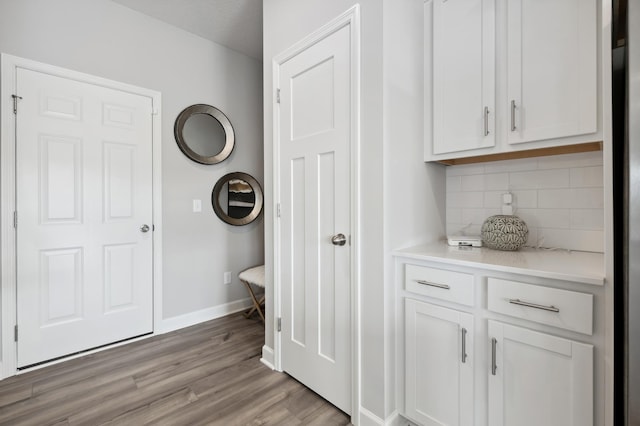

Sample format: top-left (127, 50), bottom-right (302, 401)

top-left (239, 265), bottom-right (265, 323)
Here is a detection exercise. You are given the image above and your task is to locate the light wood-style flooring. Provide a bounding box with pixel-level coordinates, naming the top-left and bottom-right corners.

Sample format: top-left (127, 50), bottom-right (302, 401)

top-left (0, 313), bottom-right (350, 425)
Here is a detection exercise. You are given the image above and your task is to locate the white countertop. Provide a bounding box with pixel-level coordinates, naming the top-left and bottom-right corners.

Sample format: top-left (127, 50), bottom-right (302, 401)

top-left (393, 242), bottom-right (605, 286)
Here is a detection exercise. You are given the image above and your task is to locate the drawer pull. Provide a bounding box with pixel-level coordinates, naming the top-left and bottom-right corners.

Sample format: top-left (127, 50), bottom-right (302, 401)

top-left (508, 298), bottom-right (560, 313)
top-left (461, 327), bottom-right (468, 364)
top-left (491, 337), bottom-right (497, 375)
top-left (415, 280), bottom-right (450, 290)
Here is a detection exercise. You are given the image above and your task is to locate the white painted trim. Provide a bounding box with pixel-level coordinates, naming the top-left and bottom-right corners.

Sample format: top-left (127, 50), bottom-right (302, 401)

top-left (260, 345), bottom-right (275, 370)
top-left (359, 408), bottom-right (413, 426)
top-left (271, 4), bottom-right (361, 424)
top-left (158, 298), bottom-right (254, 334)
top-left (0, 53), bottom-right (163, 379)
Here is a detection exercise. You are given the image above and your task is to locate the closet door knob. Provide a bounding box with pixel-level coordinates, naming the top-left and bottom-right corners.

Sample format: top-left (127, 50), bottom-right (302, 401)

top-left (140, 224), bottom-right (150, 233)
top-left (331, 234), bottom-right (347, 246)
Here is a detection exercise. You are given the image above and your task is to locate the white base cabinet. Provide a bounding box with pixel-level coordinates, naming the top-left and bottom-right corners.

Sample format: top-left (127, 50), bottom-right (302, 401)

top-left (397, 253), bottom-right (601, 425)
top-left (488, 320), bottom-right (593, 426)
top-left (405, 299), bottom-right (474, 426)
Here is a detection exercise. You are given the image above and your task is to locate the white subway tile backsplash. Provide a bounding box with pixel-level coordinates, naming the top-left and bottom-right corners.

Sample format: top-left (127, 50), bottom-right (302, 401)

top-left (509, 169), bottom-right (570, 189)
top-left (485, 173), bottom-right (509, 190)
top-left (484, 158), bottom-right (538, 173)
top-left (570, 166), bottom-right (604, 188)
top-left (446, 163), bottom-right (485, 176)
top-left (538, 188), bottom-right (604, 209)
top-left (446, 176), bottom-right (462, 192)
top-left (447, 191), bottom-right (484, 208)
top-left (461, 208), bottom-right (489, 226)
top-left (536, 228), bottom-right (604, 252)
top-left (446, 208), bottom-right (463, 224)
top-left (483, 191), bottom-right (504, 208)
top-left (571, 209), bottom-right (605, 230)
top-left (461, 175), bottom-right (485, 192)
top-left (538, 151), bottom-right (603, 169)
top-left (445, 152), bottom-right (604, 252)
top-left (512, 190), bottom-right (538, 208)
top-left (518, 208), bottom-right (571, 229)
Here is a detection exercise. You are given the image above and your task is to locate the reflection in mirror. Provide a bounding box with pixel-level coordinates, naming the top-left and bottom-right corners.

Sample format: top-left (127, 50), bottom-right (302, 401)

top-left (174, 104), bottom-right (235, 164)
top-left (212, 172), bottom-right (263, 226)
top-left (227, 179), bottom-right (255, 219)
top-left (182, 113), bottom-right (226, 157)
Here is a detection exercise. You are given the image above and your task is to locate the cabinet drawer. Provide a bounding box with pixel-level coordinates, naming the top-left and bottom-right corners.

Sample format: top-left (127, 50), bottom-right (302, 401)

top-left (487, 278), bottom-right (593, 335)
top-left (405, 264), bottom-right (474, 306)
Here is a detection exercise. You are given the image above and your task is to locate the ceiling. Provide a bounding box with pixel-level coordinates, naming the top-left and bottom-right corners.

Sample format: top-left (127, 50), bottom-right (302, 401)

top-left (111, 0), bottom-right (263, 60)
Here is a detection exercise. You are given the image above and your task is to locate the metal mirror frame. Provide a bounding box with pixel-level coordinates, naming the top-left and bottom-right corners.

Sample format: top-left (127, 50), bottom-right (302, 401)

top-left (174, 104), bottom-right (235, 164)
top-left (211, 172), bottom-right (263, 226)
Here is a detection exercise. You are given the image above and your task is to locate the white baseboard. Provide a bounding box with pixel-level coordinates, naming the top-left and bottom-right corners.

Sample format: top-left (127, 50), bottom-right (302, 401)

top-left (358, 408), bottom-right (409, 426)
top-left (260, 345), bottom-right (275, 370)
top-left (158, 298), bottom-right (253, 334)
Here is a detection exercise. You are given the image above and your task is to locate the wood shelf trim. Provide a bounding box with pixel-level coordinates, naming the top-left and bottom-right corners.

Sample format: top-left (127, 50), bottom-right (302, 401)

top-left (436, 142), bottom-right (603, 166)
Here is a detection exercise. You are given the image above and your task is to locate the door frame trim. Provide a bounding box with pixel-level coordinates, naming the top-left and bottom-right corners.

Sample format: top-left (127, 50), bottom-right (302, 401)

top-left (271, 5), bottom-right (361, 422)
top-left (0, 54), bottom-right (163, 378)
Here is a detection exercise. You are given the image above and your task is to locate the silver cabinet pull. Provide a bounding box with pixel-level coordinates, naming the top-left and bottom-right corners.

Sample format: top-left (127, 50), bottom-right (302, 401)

top-left (508, 298), bottom-right (560, 313)
top-left (484, 106), bottom-right (490, 136)
top-left (461, 327), bottom-right (468, 363)
top-left (331, 233), bottom-right (346, 246)
top-left (510, 100), bottom-right (517, 131)
top-left (140, 224), bottom-right (150, 233)
top-left (491, 337), bottom-right (497, 375)
top-left (414, 280), bottom-right (450, 290)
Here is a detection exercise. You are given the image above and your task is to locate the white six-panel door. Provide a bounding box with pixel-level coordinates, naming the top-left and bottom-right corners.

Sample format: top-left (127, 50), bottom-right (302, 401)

top-left (277, 24), bottom-right (352, 413)
top-left (16, 68), bottom-right (154, 367)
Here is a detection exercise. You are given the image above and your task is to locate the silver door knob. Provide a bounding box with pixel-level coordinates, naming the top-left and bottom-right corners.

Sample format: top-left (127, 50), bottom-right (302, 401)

top-left (331, 233), bottom-right (346, 246)
top-left (140, 224), bottom-right (150, 233)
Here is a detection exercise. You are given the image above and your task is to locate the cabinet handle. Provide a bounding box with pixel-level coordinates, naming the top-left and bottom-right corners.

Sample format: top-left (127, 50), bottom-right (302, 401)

top-left (510, 100), bottom-right (517, 131)
top-left (414, 280), bottom-right (450, 290)
top-left (491, 337), bottom-right (497, 375)
top-left (461, 327), bottom-right (468, 363)
top-left (484, 106), bottom-right (490, 136)
top-left (508, 298), bottom-right (560, 313)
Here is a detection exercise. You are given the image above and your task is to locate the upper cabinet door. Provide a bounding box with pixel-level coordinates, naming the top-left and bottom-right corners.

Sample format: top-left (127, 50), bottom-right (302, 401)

top-left (430, 0), bottom-right (495, 155)
top-left (506, 0), bottom-right (597, 145)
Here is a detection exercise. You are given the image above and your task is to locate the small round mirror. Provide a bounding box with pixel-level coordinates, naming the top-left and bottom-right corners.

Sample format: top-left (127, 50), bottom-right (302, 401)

top-left (212, 172), bottom-right (263, 226)
top-left (174, 104), bottom-right (234, 164)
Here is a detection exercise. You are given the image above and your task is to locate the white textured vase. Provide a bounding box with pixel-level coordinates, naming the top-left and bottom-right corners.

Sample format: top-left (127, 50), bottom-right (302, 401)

top-left (481, 215), bottom-right (529, 251)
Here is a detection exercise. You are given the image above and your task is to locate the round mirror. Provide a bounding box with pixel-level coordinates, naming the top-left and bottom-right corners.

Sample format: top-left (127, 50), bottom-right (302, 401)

top-left (174, 104), bottom-right (234, 164)
top-left (212, 172), bottom-right (263, 226)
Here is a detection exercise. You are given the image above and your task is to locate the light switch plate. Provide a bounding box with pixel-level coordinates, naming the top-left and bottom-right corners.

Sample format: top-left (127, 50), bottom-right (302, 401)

top-left (193, 199), bottom-right (202, 213)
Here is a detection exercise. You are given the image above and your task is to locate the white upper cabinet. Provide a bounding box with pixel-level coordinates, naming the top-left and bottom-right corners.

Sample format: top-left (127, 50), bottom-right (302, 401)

top-left (506, 0), bottom-right (597, 145)
top-left (425, 0), bottom-right (599, 161)
top-left (430, 0), bottom-right (495, 155)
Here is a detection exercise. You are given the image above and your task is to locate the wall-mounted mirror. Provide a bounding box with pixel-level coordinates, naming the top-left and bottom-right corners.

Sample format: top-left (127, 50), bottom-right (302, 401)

top-left (174, 104), bottom-right (234, 164)
top-left (212, 172), bottom-right (263, 226)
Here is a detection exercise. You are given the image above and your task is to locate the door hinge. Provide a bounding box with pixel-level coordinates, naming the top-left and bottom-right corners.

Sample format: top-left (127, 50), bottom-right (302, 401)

top-left (14, 325), bottom-right (18, 342)
top-left (277, 317), bottom-right (282, 332)
top-left (276, 203), bottom-right (281, 218)
top-left (276, 88), bottom-right (281, 104)
top-left (12, 94), bottom-right (22, 114)
top-left (13, 211), bottom-right (17, 229)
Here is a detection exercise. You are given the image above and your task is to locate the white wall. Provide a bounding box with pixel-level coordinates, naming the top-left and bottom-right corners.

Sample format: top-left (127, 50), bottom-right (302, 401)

top-left (446, 151), bottom-right (605, 252)
top-left (0, 0), bottom-right (264, 322)
top-left (382, 0), bottom-right (446, 417)
top-left (264, 0), bottom-right (445, 422)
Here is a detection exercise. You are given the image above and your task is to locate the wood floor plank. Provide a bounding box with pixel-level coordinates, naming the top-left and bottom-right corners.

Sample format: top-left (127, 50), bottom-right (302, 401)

top-left (0, 313), bottom-right (350, 426)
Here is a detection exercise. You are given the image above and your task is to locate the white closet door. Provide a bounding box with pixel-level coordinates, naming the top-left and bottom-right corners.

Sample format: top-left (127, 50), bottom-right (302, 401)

top-left (278, 24), bottom-right (352, 414)
top-left (16, 68), bottom-right (154, 367)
